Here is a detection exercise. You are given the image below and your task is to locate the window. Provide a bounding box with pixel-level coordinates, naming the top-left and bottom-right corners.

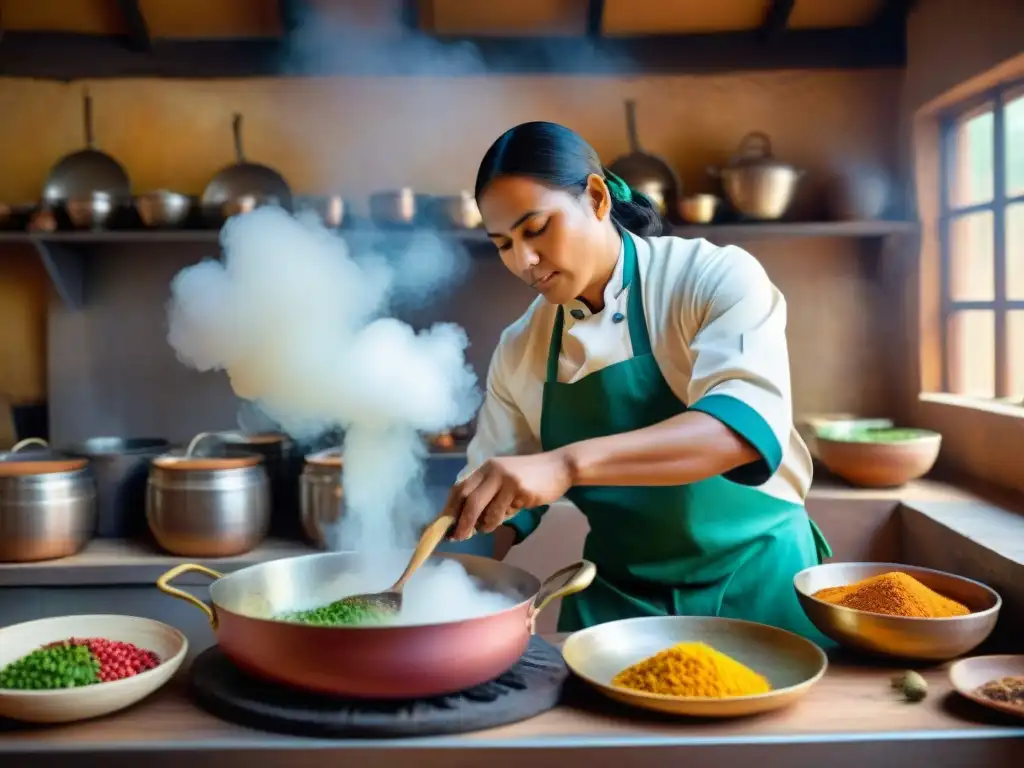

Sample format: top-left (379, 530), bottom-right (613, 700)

top-left (938, 80), bottom-right (1024, 402)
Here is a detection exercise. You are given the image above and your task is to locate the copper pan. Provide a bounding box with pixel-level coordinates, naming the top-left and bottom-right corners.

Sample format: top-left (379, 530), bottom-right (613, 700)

top-left (157, 553), bottom-right (595, 699)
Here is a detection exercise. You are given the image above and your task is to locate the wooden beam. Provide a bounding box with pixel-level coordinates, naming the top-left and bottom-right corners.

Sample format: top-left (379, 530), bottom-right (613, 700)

top-left (116, 0), bottom-right (150, 52)
top-left (759, 0), bottom-right (795, 44)
top-left (0, 26), bottom-right (906, 80)
top-left (586, 0), bottom-right (605, 38)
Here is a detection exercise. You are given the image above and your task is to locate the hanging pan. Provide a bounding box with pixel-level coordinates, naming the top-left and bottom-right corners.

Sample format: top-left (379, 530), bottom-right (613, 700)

top-left (606, 99), bottom-right (681, 218)
top-left (201, 114), bottom-right (292, 223)
top-left (42, 91), bottom-right (131, 205)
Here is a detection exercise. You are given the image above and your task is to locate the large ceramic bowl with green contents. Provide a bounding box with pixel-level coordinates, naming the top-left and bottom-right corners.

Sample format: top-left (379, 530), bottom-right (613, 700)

top-left (815, 425), bottom-right (941, 488)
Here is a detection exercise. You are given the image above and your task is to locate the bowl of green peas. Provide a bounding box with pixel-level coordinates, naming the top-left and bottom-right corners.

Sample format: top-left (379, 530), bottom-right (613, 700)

top-left (0, 614), bottom-right (187, 723)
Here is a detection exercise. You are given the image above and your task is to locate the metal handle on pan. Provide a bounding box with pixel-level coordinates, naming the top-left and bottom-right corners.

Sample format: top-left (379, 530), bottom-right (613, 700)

top-left (156, 563), bottom-right (225, 630)
top-left (527, 560), bottom-right (597, 632)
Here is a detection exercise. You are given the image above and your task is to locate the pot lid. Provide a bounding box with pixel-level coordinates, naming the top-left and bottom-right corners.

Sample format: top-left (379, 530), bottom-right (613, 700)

top-left (0, 438), bottom-right (88, 476)
top-left (725, 131), bottom-right (796, 170)
top-left (305, 448), bottom-right (342, 467)
top-left (152, 449), bottom-right (262, 471)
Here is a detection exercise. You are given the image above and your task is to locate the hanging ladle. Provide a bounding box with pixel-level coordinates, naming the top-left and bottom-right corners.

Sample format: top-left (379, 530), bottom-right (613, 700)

top-left (337, 511), bottom-right (458, 614)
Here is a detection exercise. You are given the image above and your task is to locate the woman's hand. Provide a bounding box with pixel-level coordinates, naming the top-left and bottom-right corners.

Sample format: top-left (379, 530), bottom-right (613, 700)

top-left (446, 451), bottom-right (574, 541)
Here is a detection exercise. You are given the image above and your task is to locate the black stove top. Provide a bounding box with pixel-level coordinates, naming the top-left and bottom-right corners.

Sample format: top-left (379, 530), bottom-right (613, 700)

top-left (188, 635), bottom-right (568, 738)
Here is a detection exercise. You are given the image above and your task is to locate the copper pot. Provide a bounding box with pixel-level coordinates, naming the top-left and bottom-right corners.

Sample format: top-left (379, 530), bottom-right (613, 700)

top-left (157, 553), bottom-right (595, 698)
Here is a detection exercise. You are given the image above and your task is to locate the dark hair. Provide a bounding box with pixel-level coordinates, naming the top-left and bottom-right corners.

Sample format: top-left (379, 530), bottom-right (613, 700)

top-left (474, 121), bottom-right (664, 238)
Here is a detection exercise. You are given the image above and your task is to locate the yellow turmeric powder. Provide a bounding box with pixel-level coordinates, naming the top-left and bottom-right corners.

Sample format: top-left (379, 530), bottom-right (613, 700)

top-left (813, 571), bottom-right (969, 618)
top-left (612, 642), bottom-right (772, 698)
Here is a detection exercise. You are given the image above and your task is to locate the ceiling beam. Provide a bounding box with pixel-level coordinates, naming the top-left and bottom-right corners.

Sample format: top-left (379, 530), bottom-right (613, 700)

top-left (0, 26), bottom-right (906, 80)
top-left (587, 0), bottom-right (605, 38)
top-left (115, 0), bottom-right (150, 52)
top-left (758, 0), bottom-right (795, 44)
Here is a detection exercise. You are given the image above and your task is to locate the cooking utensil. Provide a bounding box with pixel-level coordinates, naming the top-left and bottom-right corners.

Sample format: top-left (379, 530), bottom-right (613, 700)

top-left (294, 195), bottom-right (347, 228)
top-left (606, 100), bottom-right (680, 218)
top-left (135, 190), bottom-right (193, 228)
top-left (28, 206), bottom-right (57, 233)
top-left (220, 193), bottom-right (280, 221)
top-left (156, 553), bottom-right (596, 698)
top-left (0, 614), bottom-right (186, 724)
top-left (218, 430), bottom-right (302, 537)
top-left (815, 426), bottom-right (941, 488)
top-left (42, 91), bottom-right (131, 206)
top-left (63, 437), bottom-right (169, 539)
top-left (949, 655), bottom-right (1024, 720)
top-left (0, 438), bottom-right (97, 562)
top-left (431, 191), bottom-right (482, 229)
top-left (145, 432), bottom-right (270, 558)
top-left (709, 132), bottom-right (803, 221)
top-left (562, 615), bottom-right (827, 717)
top-left (338, 512), bottom-right (457, 613)
top-left (369, 188), bottom-right (427, 228)
top-left (201, 114), bottom-right (292, 219)
top-left (299, 448), bottom-right (342, 548)
top-left (678, 193), bottom-right (720, 224)
top-left (794, 562), bottom-right (1001, 661)
top-left (64, 190), bottom-right (115, 230)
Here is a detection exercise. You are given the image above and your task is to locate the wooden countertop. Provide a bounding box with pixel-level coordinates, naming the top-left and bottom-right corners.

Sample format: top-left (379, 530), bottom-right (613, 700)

top-left (1, 645), bottom-right (1022, 765)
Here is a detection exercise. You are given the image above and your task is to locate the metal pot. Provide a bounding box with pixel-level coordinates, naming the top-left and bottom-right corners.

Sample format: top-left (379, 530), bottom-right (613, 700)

top-left (0, 439), bottom-right (97, 563)
top-left (299, 448), bottom-right (342, 548)
top-left (369, 188), bottom-right (427, 228)
top-left (42, 91), bottom-right (131, 206)
top-left (606, 100), bottom-right (681, 218)
top-left (709, 132), bottom-right (803, 221)
top-left (294, 195), bottom-right (346, 229)
top-left (64, 190), bottom-right (115, 230)
top-left (218, 431), bottom-right (302, 538)
top-left (678, 193), bottom-right (720, 224)
top-left (156, 553), bottom-right (595, 698)
top-left (146, 448), bottom-right (270, 558)
top-left (63, 437), bottom-right (170, 539)
top-left (431, 191), bottom-right (482, 229)
top-left (201, 114), bottom-right (292, 222)
top-left (135, 190), bottom-right (193, 228)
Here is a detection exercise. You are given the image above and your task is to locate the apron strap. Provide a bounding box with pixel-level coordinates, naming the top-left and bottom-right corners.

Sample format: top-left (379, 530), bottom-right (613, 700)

top-left (809, 519), bottom-right (833, 563)
top-left (545, 230), bottom-right (652, 384)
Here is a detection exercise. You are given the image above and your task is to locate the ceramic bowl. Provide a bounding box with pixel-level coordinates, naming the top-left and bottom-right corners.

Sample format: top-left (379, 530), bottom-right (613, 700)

top-left (815, 425), bottom-right (941, 487)
top-left (0, 614), bottom-right (187, 723)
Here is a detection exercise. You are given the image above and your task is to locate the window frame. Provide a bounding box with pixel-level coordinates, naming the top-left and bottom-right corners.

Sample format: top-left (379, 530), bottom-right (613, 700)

top-left (937, 77), bottom-right (1024, 399)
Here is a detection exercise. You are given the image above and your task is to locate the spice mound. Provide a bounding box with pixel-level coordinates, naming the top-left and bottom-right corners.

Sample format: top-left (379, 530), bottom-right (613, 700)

top-left (813, 571), bottom-right (970, 618)
top-left (0, 637), bottom-right (161, 690)
top-left (612, 642), bottom-right (772, 698)
top-left (976, 676), bottom-right (1024, 708)
top-left (277, 598), bottom-right (391, 627)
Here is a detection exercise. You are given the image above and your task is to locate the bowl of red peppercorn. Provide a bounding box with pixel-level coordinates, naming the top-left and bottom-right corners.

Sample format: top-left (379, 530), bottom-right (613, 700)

top-left (0, 614), bottom-right (187, 723)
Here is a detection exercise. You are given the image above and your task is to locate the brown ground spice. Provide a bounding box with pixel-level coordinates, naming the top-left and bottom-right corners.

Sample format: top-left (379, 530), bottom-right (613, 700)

top-left (812, 571), bottom-right (970, 618)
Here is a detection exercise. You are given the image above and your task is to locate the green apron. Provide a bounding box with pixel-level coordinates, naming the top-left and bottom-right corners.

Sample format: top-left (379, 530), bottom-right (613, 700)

top-left (507, 231), bottom-right (832, 645)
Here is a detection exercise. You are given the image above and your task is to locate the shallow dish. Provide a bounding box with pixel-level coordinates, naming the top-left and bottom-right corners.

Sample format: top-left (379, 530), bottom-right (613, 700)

top-left (0, 614), bottom-right (187, 723)
top-left (794, 562), bottom-right (1000, 661)
top-left (561, 615), bottom-right (827, 718)
top-left (948, 655), bottom-right (1024, 719)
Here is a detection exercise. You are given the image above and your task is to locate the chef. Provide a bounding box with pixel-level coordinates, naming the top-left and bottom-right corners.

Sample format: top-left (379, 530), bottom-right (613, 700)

top-left (443, 121), bottom-right (831, 640)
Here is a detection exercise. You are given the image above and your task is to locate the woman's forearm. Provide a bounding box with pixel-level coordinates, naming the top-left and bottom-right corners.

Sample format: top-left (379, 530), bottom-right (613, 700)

top-left (560, 411), bottom-right (760, 487)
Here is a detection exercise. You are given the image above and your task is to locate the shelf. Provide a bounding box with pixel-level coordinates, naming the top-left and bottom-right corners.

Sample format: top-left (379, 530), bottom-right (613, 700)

top-left (0, 220), bottom-right (920, 310)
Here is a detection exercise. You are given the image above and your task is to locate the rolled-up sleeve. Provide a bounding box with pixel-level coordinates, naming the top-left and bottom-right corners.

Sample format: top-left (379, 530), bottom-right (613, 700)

top-left (459, 342), bottom-right (547, 545)
top-left (683, 245), bottom-right (792, 487)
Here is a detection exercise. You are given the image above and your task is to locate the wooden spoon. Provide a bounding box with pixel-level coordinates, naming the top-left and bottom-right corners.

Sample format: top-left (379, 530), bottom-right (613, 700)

top-left (339, 511), bottom-right (457, 614)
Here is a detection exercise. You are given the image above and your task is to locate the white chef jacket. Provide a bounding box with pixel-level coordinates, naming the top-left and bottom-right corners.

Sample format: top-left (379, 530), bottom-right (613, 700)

top-left (462, 230), bottom-right (813, 508)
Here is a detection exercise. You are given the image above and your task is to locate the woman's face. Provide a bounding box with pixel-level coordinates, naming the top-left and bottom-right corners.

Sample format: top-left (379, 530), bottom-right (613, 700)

top-left (478, 174), bottom-right (612, 305)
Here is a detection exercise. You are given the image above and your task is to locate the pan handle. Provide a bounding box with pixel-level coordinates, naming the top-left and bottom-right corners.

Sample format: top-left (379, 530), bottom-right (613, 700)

top-left (232, 114), bottom-right (246, 163)
top-left (527, 560), bottom-right (596, 632)
top-left (156, 563), bottom-right (225, 630)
